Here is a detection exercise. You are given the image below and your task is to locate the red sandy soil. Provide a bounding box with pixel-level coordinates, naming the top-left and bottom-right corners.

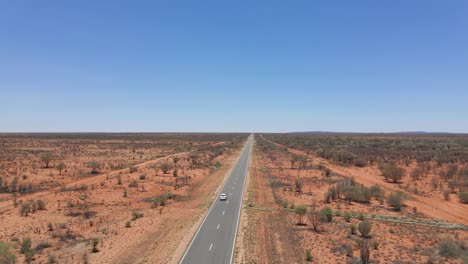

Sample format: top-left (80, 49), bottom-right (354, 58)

top-left (0, 134), bottom-right (246, 263)
top-left (237, 137), bottom-right (467, 264)
top-left (262, 136), bottom-right (468, 225)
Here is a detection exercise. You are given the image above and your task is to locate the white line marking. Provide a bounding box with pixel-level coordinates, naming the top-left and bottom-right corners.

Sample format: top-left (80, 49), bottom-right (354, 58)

top-left (179, 138), bottom-right (251, 264)
top-left (217, 224), bottom-right (220, 230)
top-left (229, 137), bottom-right (252, 264)
top-left (222, 210), bottom-right (225, 215)
top-left (209, 243), bottom-right (213, 251)
top-left (227, 201), bottom-right (229, 204)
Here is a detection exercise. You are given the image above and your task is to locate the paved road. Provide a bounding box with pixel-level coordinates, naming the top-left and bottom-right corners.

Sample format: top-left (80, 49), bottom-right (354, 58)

top-left (180, 135), bottom-right (253, 264)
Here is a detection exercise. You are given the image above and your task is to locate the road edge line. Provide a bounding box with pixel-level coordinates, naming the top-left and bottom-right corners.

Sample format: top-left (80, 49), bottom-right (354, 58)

top-left (229, 135), bottom-right (253, 264)
top-left (178, 137), bottom-right (251, 264)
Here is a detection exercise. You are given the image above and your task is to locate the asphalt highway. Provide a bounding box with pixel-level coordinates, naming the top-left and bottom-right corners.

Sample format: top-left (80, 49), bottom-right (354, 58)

top-left (179, 135), bottom-right (253, 264)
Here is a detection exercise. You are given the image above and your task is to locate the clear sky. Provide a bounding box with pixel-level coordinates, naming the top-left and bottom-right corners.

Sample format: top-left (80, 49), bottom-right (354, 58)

top-left (1, 1), bottom-right (467, 133)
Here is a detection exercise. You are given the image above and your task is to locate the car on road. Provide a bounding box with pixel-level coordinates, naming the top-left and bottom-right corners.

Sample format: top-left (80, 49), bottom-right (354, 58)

top-left (220, 193), bottom-right (227, 200)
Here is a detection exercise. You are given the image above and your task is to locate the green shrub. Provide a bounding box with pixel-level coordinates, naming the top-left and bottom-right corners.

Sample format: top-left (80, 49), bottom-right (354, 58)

top-left (369, 185), bottom-right (385, 200)
top-left (438, 239), bottom-right (460, 258)
top-left (305, 249), bottom-right (313, 262)
top-left (358, 212), bottom-right (365, 221)
top-left (358, 220), bottom-right (372, 237)
top-left (387, 191), bottom-right (406, 211)
top-left (0, 241), bottom-right (17, 264)
top-left (20, 203), bottom-right (31, 216)
top-left (344, 244), bottom-right (353, 257)
top-left (381, 164), bottom-right (405, 183)
top-left (294, 205), bottom-right (307, 224)
top-left (36, 200), bottom-right (46, 210)
top-left (20, 238), bottom-right (32, 254)
top-left (344, 212), bottom-right (352, 222)
top-left (320, 206), bottom-right (333, 222)
top-left (139, 174), bottom-right (146, 180)
top-left (372, 241), bottom-right (379, 250)
top-left (35, 242), bottom-right (52, 252)
top-left (354, 158), bottom-right (367, 167)
top-left (91, 239), bottom-right (99, 253)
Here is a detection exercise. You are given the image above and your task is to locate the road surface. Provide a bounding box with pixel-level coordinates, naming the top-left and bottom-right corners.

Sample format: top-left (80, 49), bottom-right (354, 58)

top-left (179, 135), bottom-right (253, 264)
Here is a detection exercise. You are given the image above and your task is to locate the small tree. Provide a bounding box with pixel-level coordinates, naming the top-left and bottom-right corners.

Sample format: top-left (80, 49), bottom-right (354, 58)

top-left (10, 177), bottom-right (19, 193)
top-left (295, 179), bottom-right (303, 194)
top-left (294, 204), bottom-right (307, 225)
top-left (87, 161), bottom-right (102, 174)
top-left (41, 152), bottom-right (55, 168)
top-left (387, 191), bottom-right (406, 211)
top-left (290, 157), bottom-right (297, 169)
top-left (320, 206), bottom-right (333, 222)
top-left (36, 200), bottom-right (46, 210)
top-left (160, 163), bottom-right (172, 174)
top-left (20, 203), bottom-right (31, 216)
top-left (358, 220), bottom-right (372, 237)
top-left (309, 202), bottom-right (320, 232)
top-left (382, 165), bottom-right (405, 183)
top-left (56, 163), bottom-right (66, 175)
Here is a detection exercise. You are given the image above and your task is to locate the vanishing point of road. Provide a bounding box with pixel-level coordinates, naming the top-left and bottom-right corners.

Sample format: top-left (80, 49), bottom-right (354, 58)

top-left (179, 135), bottom-right (253, 264)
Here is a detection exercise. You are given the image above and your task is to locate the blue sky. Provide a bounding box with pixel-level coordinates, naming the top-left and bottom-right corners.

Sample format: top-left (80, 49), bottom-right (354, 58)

top-left (1, 1), bottom-right (467, 132)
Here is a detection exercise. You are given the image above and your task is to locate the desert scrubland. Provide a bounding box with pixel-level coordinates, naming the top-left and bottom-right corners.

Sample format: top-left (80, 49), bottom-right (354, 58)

top-left (0, 133), bottom-right (247, 263)
top-left (238, 134), bottom-right (467, 264)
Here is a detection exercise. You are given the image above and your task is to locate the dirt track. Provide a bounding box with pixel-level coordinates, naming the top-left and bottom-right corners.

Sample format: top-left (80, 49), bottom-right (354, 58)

top-left (261, 135), bottom-right (468, 225)
top-left (239, 141), bottom-right (303, 264)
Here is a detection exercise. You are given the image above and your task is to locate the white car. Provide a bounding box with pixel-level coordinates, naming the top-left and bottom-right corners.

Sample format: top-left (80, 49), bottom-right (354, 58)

top-left (220, 193), bottom-right (227, 201)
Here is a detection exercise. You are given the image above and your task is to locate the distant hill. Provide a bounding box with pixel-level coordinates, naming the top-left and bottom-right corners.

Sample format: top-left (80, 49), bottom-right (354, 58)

top-left (288, 131), bottom-right (456, 135)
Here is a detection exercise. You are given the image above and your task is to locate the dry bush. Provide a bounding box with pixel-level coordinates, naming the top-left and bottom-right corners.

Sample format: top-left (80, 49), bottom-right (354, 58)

top-left (0, 241), bottom-right (17, 264)
top-left (381, 164), bottom-right (405, 183)
top-left (387, 191), bottom-right (406, 211)
top-left (358, 221), bottom-right (372, 237)
top-left (160, 162), bottom-right (172, 174)
top-left (458, 192), bottom-right (468, 204)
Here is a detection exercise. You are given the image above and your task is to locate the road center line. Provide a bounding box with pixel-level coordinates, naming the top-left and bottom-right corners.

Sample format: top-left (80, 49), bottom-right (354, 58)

top-left (217, 224), bottom-right (220, 230)
top-left (222, 210), bottom-right (225, 215)
top-left (209, 243), bottom-right (213, 252)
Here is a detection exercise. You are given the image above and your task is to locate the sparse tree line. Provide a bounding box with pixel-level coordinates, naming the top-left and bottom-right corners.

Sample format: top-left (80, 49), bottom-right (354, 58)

top-left (18, 199), bottom-right (47, 216)
top-left (260, 134), bottom-right (468, 203)
top-left (264, 134), bottom-right (468, 166)
top-left (0, 176), bottom-right (36, 194)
